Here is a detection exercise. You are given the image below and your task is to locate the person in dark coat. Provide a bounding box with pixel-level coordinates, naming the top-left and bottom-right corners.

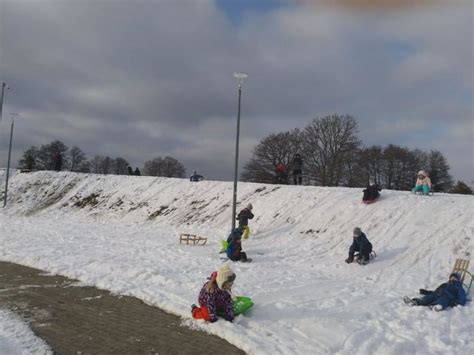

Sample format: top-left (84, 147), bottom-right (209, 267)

top-left (363, 181), bottom-right (381, 202)
top-left (345, 227), bottom-right (373, 265)
top-left (127, 166), bottom-right (133, 175)
top-left (25, 155), bottom-right (35, 171)
top-left (404, 273), bottom-right (467, 311)
top-left (237, 203), bottom-right (254, 239)
top-left (134, 167), bottom-right (141, 176)
top-left (226, 227), bottom-right (249, 262)
top-left (292, 154), bottom-right (303, 185)
top-left (53, 151), bottom-right (62, 171)
top-left (191, 264), bottom-right (235, 322)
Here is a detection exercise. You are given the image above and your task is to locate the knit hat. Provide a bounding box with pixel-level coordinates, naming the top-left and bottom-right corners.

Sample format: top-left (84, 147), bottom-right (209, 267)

top-left (418, 170), bottom-right (428, 177)
top-left (449, 272), bottom-right (461, 281)
top-left (353, 227), bottom-right (362, 237)
top-left (246, 203), bottom-right (253, 211)
top-left (216, 264), bottom-right (236, 289)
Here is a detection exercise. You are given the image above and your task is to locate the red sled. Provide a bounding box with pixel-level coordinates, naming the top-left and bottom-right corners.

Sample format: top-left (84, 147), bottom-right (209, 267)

top-left (362, 196), bottom-right (380, 204)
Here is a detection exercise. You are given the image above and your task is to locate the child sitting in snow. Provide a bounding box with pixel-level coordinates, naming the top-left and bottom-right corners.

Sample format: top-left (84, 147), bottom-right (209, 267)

top-left (403, 272), bottom-right (466, 311)
top-left (345, 227), bottom-right (373, 265)
top-left (226, 227), bottom-right (250, 262)
top-left (362, 181), bottom-right (381, 202)
top-left (411, 170), bottom-right (432, 195)
top-left (192, 264), bottom-right (236, 322)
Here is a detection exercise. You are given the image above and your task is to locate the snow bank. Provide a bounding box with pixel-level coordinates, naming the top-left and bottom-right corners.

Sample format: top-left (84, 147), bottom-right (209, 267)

top-left (0, 309), bottom-right (52, 355)
top-left (0, 171), bottom-right (473, 354)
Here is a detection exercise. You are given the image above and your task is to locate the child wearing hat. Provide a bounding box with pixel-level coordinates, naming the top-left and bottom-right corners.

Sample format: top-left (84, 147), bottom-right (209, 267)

top-left (403, 272), bottom-right (466, 311)
top-left (412, 170), bottom-right (432, 195)
top-left (192, 264), bottom-right (236, 322)
top-left (226, 227), bottom-right (250, 262)
top-left (345, 227), bottom-right (373, 265)
top-left (237, 203), bottom-right (254, 239)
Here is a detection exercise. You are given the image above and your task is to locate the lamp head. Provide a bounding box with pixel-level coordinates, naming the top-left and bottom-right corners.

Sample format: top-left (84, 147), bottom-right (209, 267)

top-left (233, 72), bottom-right (248, 80)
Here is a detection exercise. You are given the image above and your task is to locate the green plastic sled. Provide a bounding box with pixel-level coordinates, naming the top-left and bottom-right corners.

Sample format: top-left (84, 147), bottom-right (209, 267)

top-left (217, 296), bottom-right (254, 317)
top-left (221, 240), bottom-right (228, 251)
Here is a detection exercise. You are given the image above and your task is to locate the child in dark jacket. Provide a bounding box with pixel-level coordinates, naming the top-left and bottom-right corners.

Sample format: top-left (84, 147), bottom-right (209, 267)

top-left (226, 227), bottom-right (249, 262)
top-left (237, 203), bottom-right (254, 239)
top-left (362, 182), bottom-right (381, 202)
top-left (345, 227), bottom-right (373, 265)
top-left (192, 264), bottom-right (236, 322)
top-left (404, 273), bottom-right (467, 311)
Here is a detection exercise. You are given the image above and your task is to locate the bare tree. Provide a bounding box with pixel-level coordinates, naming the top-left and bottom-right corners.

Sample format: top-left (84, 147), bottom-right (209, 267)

top-left (69, 146), bottom-right (89, 172)
top-left (113, 157), bottom-right (130, 175)
top-left (302, 115), bottom-right (361, 186)
top-left (427, 150), bottom-right (453, 192)
top-left (241, 129), bottom-right (303, 183)
top-left (143, 156), bottom-right (186, 178)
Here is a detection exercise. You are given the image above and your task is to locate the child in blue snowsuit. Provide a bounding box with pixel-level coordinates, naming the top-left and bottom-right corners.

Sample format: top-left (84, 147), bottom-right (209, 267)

top-left (226, 227), bottom-right (249, 262)
top-left (405, 272), bottom-right (466, 311)
top-left (345, 227), bottom-right (373, 265)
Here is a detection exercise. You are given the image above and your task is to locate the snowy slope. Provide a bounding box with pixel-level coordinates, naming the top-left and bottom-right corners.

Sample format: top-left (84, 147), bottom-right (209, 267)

top-left (0, 171), bottom-right (473, 354)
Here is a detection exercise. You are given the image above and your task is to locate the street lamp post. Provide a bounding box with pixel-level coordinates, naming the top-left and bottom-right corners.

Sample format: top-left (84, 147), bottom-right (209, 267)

top-left (4, 113), bottom-right (19, 207)
top-left (0, 82), bottom-right (10, 124)
top-left (231, 72), bottom-right (248, 230)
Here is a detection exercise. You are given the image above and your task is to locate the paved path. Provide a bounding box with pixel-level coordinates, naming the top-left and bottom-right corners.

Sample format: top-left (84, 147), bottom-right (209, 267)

top-left (0, 261), bottom-right (245, 354)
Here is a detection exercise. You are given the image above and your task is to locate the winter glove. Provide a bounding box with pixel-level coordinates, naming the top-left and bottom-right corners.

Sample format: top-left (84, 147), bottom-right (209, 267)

top-left (419, 289), bottom-right (432, 295)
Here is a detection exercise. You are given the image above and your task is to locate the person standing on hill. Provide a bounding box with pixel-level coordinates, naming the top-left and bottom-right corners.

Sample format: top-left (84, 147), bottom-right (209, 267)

top-left (127, 166), bottom-right (133, 175)
top-left (275, 162), bottom-right (288, 184)
top-left (345, 227), bottom-right (373, 265)
top-left (292, 153), bottom-right (303, 185)
top-left (237, 203), bottom-right (254, 239)
top-left (53, 151), bottom-right (62, 171)
top-left (134, 167), bottom-right (141, 176)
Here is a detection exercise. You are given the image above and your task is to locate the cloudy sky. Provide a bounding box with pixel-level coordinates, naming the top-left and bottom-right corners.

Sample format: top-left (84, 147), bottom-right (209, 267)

top-left (0, 0), bottom-right (472, 183)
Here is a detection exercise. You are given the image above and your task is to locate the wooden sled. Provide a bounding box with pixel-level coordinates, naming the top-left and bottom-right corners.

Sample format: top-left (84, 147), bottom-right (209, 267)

top-left (452, 258), bottom-right (472, 294)
top-left (179, 233), bottom-right (207, 246)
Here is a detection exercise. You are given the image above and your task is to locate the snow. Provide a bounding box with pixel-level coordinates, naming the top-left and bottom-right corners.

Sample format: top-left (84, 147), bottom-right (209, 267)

top-left (0, 171), bottom-right (473, 354)
top-left (0, 309), bottom-right (52, 355)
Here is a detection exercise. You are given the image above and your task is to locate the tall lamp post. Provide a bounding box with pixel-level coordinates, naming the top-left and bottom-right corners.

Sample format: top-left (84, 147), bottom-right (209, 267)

top-left (4, 113), bottom-right (19, 207)
top-left (231, 72), bottom-right (248, 230)
top-left (0, 82), bottom-right (10, 123)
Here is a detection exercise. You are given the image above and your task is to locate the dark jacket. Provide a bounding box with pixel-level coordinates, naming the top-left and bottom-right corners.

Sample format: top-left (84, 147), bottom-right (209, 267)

top-left (349, 232), bottom-right (372, 256)
top-left (293, 156), bottom-right (303, 170)
top-left (226, 229), bottom-right (244, 260)
top-left (237, 208), bottom-right (254, 227)
top-left (431, 281), bottom-right (467, 308)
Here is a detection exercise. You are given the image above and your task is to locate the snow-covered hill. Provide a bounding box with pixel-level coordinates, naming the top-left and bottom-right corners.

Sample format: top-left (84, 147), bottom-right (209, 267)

top-left (1, 171), bottom-right (473, 354)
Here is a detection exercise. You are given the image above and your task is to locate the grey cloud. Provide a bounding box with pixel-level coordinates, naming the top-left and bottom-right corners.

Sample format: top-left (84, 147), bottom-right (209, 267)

top-left (0, 0), bottom-right (472, 183)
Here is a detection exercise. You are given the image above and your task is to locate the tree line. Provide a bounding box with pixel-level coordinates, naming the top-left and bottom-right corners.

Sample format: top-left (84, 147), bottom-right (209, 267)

top-left (241, 114), bottom-right (469, 194)
top-left (17, 140), bottom-right (186, 178)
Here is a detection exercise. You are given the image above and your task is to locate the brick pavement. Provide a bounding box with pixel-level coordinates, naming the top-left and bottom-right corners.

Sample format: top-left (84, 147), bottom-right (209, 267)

top-left (0, 261), bottom-right (245, 355)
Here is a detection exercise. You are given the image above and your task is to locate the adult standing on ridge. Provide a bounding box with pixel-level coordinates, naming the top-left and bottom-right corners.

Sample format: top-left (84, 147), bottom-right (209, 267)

top-left (127, 166), bottom-right (133, 175)
top-left (134, 167), bottom-right (141, 176)
top-left (412, 170), bottom-right (432, 195)
top-left (237, 203), bottom-right (254, 240)
top-left (275, 162), bottom-right (288, 184)
top-left (292, 153), bottom-right (303, 185)
top-left (53, 151), bottom-right (62, 171)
